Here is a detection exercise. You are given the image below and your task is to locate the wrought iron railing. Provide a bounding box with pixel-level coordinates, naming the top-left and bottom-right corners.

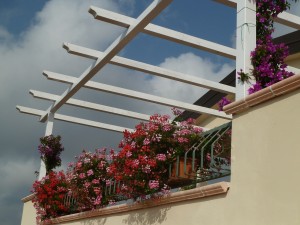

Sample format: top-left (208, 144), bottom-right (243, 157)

top-left (170, 122), bottom-right (231, 186)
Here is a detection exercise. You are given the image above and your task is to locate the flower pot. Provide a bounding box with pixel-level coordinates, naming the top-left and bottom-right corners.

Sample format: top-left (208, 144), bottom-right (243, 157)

top-left (168, 157), bottom-right (198, 188)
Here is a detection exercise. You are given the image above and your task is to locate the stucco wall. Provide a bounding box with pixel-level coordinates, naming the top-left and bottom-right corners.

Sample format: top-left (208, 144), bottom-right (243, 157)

top-left (21, 197), bottom-right (36, 225)
top-left (286, 53), bottom-right (300, 69)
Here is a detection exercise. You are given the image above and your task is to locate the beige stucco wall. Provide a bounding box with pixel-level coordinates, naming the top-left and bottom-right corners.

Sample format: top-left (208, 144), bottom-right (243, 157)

top-left (286, 53), bottom-right (300, 69)
top-left (21, 197), bottom-right (36, 225)
top-left (21, 88), bottom-right (300, 225)
top-left (195, 115), bottom-right (230, 129)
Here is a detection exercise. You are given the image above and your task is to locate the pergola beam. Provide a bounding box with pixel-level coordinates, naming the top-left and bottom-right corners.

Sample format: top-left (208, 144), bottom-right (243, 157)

top-left (63, 43), bottom-right (236, 94)
top-left (43, 71), bottom-right (232, 120)
top-left (40, 0), bottom-right (172, 122)
top-left (29, 90), bottom-right (151, 121)
top-left (89, 6), bottom-right (236, 59)
top-left (215, 0), bottom-right (300, 30)
top-left (16, 106), bottom-right (134, 133)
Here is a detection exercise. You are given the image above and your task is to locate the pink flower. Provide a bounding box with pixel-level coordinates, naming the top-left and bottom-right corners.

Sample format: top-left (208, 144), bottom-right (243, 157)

top-left (87, 169), bottom-right (94, 176)
top-left (92, 179), bottom-right (99, 184)
top-left (177, 137), bottom-right (188, 143)
top-left (84, 182), bottom-right (91, 188)
top-left (106, 180), bottom-right (112, 186)
top-left (126, 151), bottom-right (132, 158)
top-left (149, 180), bottom-right (159, 189)
top-left (93, 195), bottom-right (102, 205)
top-left (156, 154), bottom-right (166, 161)
top-left (84, 158), bottom-right (90, 164)
top-left (142, 164), bottom-right (151, 173)
top-left (79, 173), bottom-right (86, 179)
top-left (143, 138), bottom-right (150, 145)
top-left (193, 126), bottom-right (203, 133)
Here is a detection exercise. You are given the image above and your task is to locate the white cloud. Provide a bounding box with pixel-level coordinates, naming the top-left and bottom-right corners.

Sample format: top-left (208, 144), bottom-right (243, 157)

top-left (149, 52), bottom-right (234, 103)
top-left (0, 26), bottom-right (12, 41)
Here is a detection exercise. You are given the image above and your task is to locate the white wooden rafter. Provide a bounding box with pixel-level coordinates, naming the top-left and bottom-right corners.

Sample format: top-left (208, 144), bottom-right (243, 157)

top-left (89, 6), bottom-right (236, 59)
top-left (43, 71), bottom-right (232, 120)
top-left (216, 0), bottom-right (300, 30)
top-left (63, 43), bottom-right (236, 94)
top-left (29, 90), bottom-right (151, 121)
top-left (16, 106), bottom-right (134, 133)
top-left (40, 0), bottom-right (173, 122)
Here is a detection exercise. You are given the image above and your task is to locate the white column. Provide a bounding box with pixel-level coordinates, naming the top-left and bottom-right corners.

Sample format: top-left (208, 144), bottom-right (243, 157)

top-left (235, 0), bottom-right (256, 100)
top-left (38, 113), bottom-right (54, 180)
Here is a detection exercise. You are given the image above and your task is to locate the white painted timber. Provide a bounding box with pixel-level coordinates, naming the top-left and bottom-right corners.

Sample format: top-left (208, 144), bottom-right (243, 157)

top-left (29, 90), bottom-right (151, 121)
top-left (16, 106), bottom-right (134, 133)
top-left (89, 6), bottom-right (236, 59)
top-left (38, 113), bottom-right (54, 180)
top-left (216, 0), bottom-right (300, 30)
top-left (43, 71), bottom-right (232, 119)
top-left (287, 66), bottom-right (300, 74)
top-left (276, 11), bottom-right (300, 30)
top-left (63, 43), bottom-right (236, 94)
top-left (40, 0), bottom-right (172, 122)
top-left (214, 0), bottom-right (236, 8)
top-left (235, 0), bottom-right (256, 100)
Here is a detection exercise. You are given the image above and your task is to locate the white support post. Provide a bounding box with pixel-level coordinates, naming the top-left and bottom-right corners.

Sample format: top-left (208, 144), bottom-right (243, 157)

top-left (38, 113), bottom-right (54, 180)
top-left (235, 0), bottom-right (256, 100)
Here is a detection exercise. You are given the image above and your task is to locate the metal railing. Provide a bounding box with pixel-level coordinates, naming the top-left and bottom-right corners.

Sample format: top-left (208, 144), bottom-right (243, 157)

top-left (170, 122), bottom-right (231, 185)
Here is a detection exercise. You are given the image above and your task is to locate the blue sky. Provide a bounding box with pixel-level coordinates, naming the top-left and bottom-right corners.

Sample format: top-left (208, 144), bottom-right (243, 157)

top-left (0, 1), bottom-right (299, 225)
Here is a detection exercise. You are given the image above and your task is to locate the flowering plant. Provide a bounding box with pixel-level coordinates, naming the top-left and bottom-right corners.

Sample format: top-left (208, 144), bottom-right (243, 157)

top-left (67, 149), bottom-right (115, 211)
top-left (32, 171), bottom-right (70, 223)
top-left (38, 135), bottom-right (64, 174)
top-left (238, 0), bottom-right (298, 94)
top-left (108, 111), bottom-right (203, 199)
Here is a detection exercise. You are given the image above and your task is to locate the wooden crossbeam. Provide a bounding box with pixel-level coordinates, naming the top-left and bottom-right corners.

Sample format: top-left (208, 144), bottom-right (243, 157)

top-left (29, 90), bottom-right (151, 121)
top-left (16, 106), bottom-right (134, 133)
top-left (40, 0), bottom-right (173, 122)
top-left (63, 43), bottom-right (236, 94)
top-left (89, 6), bottom-right (236, 59)
top-left (43, 71), bottom-right (232, 120)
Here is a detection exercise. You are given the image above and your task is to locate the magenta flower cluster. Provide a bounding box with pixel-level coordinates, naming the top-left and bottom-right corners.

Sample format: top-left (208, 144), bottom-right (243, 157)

top-left (38, 135), bottom-right (64, 174)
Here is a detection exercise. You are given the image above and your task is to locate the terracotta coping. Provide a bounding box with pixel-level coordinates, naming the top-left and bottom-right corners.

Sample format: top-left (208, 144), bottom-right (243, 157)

top-left (21, 194), bottom-right (35, 203)
top-left (223, 74), bottom-right (300, 115)
top-left (45, 182), bottom-right (229, 224)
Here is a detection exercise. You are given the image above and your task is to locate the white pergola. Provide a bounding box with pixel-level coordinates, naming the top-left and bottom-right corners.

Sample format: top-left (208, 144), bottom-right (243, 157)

top-left (16, 0), bottom-right (300, 179)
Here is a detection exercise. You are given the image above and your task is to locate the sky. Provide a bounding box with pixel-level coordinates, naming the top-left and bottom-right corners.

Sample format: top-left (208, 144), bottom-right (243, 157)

top-left (0, 1), bottom-right (299, 224)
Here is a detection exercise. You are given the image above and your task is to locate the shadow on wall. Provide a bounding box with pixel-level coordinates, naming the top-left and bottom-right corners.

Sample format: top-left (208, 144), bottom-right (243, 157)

top-left (82, 217), bottom-right (107, 225)
top-left (122, 205), bottom-right (171, 225)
